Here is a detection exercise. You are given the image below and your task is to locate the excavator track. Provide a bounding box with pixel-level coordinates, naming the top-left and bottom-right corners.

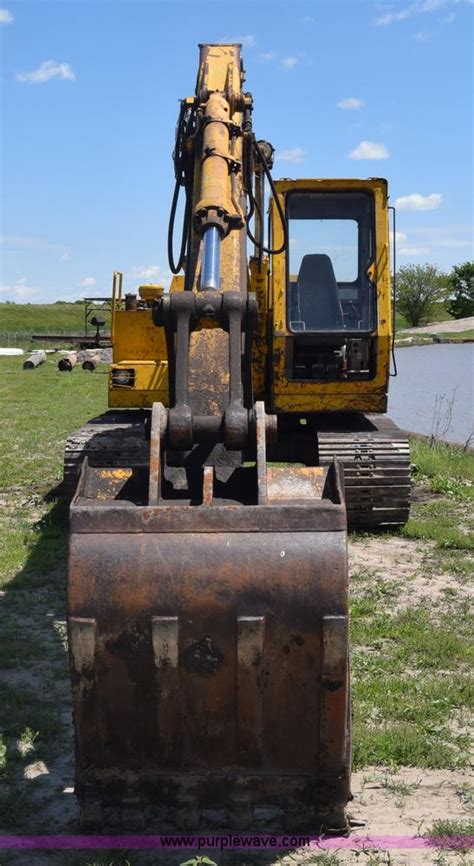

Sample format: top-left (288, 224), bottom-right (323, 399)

top-left (63, 410), bottom-right (149, 498)
top-left (63, 412), bottom-right (411, 530)
top-left (316, 414), bottom-right (411, 529)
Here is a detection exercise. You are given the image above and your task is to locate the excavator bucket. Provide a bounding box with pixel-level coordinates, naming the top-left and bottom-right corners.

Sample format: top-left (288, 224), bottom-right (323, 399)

top-left (67, 404), bottom-right (350, 832)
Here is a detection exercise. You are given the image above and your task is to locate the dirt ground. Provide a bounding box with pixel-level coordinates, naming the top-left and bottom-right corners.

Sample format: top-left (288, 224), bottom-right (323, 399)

top-left (1, 533), bottom-right (472, 866)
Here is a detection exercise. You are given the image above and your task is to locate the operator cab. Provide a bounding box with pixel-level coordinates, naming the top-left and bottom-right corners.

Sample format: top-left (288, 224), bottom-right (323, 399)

top-left (286, 189), bottom-right (377, 381)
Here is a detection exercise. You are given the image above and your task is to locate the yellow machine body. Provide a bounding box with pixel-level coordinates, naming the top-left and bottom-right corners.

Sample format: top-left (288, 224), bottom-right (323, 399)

top-left (109, 181), bottom-right (391, 417)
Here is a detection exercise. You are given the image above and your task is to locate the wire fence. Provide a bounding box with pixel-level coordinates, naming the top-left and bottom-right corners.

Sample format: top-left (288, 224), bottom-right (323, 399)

top-left (0, 331), bottom-right (78, 348)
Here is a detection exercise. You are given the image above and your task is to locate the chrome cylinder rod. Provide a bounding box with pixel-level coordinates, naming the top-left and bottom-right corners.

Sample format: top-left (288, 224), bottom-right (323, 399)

top-left (200, 226), bottom-right (221, 291)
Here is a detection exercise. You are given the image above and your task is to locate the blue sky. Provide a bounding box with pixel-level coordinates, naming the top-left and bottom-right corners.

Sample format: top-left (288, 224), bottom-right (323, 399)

top-left (1, 0), bottom-right (473, 303)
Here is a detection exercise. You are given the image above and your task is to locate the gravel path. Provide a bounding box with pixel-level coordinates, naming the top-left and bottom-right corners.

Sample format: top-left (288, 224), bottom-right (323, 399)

top-left (403, 317), bottom-right (474, 334)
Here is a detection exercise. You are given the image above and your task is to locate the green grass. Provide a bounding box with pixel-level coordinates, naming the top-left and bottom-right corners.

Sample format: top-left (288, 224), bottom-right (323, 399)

top-left (0, 357), bottom-right (107, 593)
top-left (426, 819), bottom-right (474, 854)
top-left (350, 438), bottom-right (474, 768)
top-left (434, 328), bottom-right (474, 340)
top-left (411, 438), bottom-right (474, 494)
top-left (429, 819), bottom-right (474, 837)
top-left (400, 438), bottom-right (474, 550)
top-left (0, 357), bottom-right (107, 490)
top-left (0, 354), bottom-right (473, 841)
top-left (0, 302), bottom-right (87, 335)
top-left (395, 304), bottom-right (453, 330)
top-left (351, 604), bottom-right (473, 769)
top-left (0, 356), bottom-right (107, 833)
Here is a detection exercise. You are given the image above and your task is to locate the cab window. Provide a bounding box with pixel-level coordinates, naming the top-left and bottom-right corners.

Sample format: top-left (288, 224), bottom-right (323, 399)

top-left (287, 190), bottom-right (376, 333)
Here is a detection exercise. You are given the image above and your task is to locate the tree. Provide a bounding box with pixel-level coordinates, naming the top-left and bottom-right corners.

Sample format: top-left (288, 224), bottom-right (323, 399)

top-left (447, 261), bottom-right (474, 319)
top-left (396, 263), bottom-right (447, 327)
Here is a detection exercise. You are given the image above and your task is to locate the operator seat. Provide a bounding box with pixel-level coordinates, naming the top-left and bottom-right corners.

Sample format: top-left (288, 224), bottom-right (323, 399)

top-left (293, 254), bottom-right (344, 330)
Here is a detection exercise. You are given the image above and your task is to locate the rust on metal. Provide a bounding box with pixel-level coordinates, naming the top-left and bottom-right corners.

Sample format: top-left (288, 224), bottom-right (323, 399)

top-left (148, 402), bottom-right (167, 505)
top-left (237, 615), bottom-right (265, 765)
top-left (67, 403), bottom-right (350, 830)
top-left (202, 465), bottom-right (214, 505)
top-left (266, 465), bottom-right (327, 502)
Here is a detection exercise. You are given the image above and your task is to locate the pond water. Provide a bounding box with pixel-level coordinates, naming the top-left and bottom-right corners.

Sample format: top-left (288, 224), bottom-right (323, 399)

top-left (388, 343), bottom-right (473, 445)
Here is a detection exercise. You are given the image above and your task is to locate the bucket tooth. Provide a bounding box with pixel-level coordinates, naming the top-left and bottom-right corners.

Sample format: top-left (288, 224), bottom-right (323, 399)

top-left (320, 615), bottom-right (350, 774)
top-left (121, 793), bottom-right (145, 831)
top-left (151, 615), bottom-right (180, 764)
top-left (230, 792), bottom-right (252, 829)
top-left (69, 617), bottom-right (96, 681)
top-left (176, 794), bottom-right (199, 830)
top-left (237, 615), bottom-right (265, 765)
top-left (80, 784), bottom-right (102, 832)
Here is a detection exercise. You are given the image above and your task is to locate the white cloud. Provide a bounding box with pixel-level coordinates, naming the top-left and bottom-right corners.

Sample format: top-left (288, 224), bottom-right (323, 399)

top-left (399, 246), bottom-right (431, 255)
top-left (126, 265), bottom-right (166, 281)
top-left (395, 192), bottom-right (443, 211)
top-left (337, 97), bottom-right (365, 110)
top-left (220, 34), bottom-right (256, 47)
top-left (0, 8), bottom-right (14, 24)
top-left (16, 60), bottom-right (75, 84)
top-left (281, 57), bottom-right (298, 68)
top-left (81, 277), bottom-right (96, 287)
top-left (442, 11), bottom-right (456, 20)
top-left (349, 140), bottom-right (389, 159)
top-left (390, 231), bottom-right (408, 245)
top-left (374, 0), bottom-right (471, 27)
top-left (260, 51), bottom-right (276, 62)
top-left (276, 147), bottom-right (306, 163)
top-left (1, 235), bottom-right (72, 259)
top-left (302, 15), bottom-right (315, 22)
top-left (374, 6), bottom-right (414, 26)
top-left (413, 29), bottom-right (432, 38)
top-left (400, 225), bottom-right (474, 250)
top-left (436, 238), bottom-right (473, 248)
top-left (0, 277), bottom-right (40, 300)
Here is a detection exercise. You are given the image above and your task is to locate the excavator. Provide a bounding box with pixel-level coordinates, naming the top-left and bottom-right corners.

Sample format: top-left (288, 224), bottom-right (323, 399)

top-left (65, 44), bottom-right (410, 833)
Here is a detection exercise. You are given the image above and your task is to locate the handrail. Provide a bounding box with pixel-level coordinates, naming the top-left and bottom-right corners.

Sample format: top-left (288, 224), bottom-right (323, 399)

top-left (111, 271), bottom-right (123, 343)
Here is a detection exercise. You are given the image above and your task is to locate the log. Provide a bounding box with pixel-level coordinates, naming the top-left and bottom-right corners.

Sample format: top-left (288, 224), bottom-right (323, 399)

top-left (82, 354), bottom-right (101, 371)
top-left (58, 352), bottom-right (77, 372)
top-left (23, 351), bottom-right (46, 370)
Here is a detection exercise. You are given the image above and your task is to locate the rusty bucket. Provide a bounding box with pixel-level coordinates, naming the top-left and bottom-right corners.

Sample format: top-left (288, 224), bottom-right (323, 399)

top-left (67, 404), bottom-right (350, 832)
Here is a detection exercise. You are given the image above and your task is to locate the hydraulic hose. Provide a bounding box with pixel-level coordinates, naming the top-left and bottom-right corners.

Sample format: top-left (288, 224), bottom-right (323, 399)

top-left (246, 136), bottom-right (288, 256)
top-left (167, 102), bottom-right (196, 275)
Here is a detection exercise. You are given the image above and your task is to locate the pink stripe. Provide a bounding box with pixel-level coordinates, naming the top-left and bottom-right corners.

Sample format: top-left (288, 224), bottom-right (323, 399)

top-left (0, 835), bottom-right (472, 850)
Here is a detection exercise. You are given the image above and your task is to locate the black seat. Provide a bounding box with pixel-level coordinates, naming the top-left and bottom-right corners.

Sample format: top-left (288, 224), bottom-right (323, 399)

top-left (292, 254), bottom-right (344, 330)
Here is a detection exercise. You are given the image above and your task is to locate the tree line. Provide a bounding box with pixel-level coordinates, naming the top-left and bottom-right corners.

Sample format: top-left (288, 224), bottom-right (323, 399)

top-left (395, 261), bottom-right (474, 327)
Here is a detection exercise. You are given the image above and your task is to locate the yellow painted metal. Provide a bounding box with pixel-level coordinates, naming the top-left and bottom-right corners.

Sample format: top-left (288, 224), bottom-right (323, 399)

top-left (109, 361), bottom-right (168, 408)
top-left (108, 309), bottom-right (168, 408)
top-left (108, 44), bottom-right (249, 414)
top-left (194, 90), bottom-right (243, 235)
top-left (189, 43), bottom-right (247, 296)
top-left (110, 271), bottom-right (123, 342)
top-left (269, 178), bottom-right (391, 414)
top-left (196, 43), bottom-right (242, 112)
top-left (186, 43), bottom-right (248, 417)
top-left (170, 275), bottom-right (185, 293)
top-left (138, 284), bottom-right (164, 303)
top-left (112, 310), bottom-right (167, 362)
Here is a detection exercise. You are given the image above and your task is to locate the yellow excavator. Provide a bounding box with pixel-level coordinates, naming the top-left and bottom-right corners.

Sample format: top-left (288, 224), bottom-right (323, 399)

top-left (65, 44), bottom-right (410, 833)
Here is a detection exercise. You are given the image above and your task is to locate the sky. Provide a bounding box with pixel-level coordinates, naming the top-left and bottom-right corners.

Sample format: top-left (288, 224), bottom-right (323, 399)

top-left (0, 0), bottom-right (473, 303)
